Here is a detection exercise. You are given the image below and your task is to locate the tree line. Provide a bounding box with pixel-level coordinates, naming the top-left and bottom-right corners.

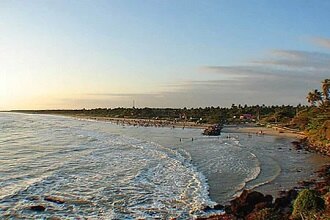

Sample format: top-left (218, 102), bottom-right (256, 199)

top-left (13, 79), bottom-right (329, 132)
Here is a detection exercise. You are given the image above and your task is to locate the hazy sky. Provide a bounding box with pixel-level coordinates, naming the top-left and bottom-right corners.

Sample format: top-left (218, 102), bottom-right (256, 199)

top-left (1, 0), bottom-right (330, 110)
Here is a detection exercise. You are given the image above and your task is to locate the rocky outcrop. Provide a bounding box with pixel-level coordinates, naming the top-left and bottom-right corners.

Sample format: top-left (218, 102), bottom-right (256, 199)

top-left (203, 124), bottom-right (222, 136)
top-left (29, 205), bottom-right (46, 212)
top-left (44, 195), bottom-right (65, 204)
top-left (200, 164), bottom-right (330, 219)
top-left (228, 190), bottom-right (273, 218)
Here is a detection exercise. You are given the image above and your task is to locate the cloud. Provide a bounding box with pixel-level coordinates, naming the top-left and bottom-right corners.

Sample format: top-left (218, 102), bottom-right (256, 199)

top-left (204, 49), bottom-right (330, 80)
top-left (188, 49), bottom-right (330, 105)
top-left (62, 47), bottom-right (330, 108)
top-left (254, 50), bottom-right (330, 70)
top-left (311, 37), bottom-right (330, 49)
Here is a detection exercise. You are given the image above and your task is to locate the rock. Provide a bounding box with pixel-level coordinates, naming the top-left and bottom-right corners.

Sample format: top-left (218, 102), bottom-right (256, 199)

top-left (28, 195), bottom-right (41, 201)
top-left (287, 189), bottom-right (298, 200)
top-left (315, 181), bottom-right (327, 190)
top-left (274, 189), bottom-right (297, 210)
top-left (317, 164), bottom-right (330, 177)
top-left (229, 190), bottom-right (271, 217)
top-left (299, 180), bottom-right (314, 187)
top-left (274, 197), bottom-right (288, 209)
top-left (44, 195), bottom-right (65, 204)
top-left (319, 186), bottom-right (328, 195)
top-left (245, 191), bottom-right (266, 205)
top-left (68, 198), bottom-right (91, 205)
top-left (202, 206), bottom-right (213, 212)
top-left (254, 202), bottom-right (271, 210)
top-left (264, 194), bottom-right (273, 203)
top-left (291, 140), bottom-right (304, 150)
top-left (30, 205), bottom-right (46, 212)
top-left (213, 204), bottom-right (224, 210)
top-left (224, 205), bottom-right (232, 214)
top-left (202, 204), bottom-right (224, 212)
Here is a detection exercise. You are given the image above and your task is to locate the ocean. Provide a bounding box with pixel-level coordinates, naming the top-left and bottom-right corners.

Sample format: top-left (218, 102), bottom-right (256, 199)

top-left (0, 113), bottom-right (328, 219)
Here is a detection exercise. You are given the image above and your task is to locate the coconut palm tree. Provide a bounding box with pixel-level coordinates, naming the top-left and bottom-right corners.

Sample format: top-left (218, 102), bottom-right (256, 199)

top-left (306, 89), bottom-right (323, 106)
top-left (306, 91), bottom-right (315, 106)
top-left (321, 79), bottom-right (330, 103)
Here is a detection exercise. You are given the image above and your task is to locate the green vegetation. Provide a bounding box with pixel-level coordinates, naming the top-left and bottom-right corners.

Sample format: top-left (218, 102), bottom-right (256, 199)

top-left (291, 79), bottom-right (330, 152)
top-left (12, 104), bottom-right (305, 125)
top-left (306, 79), bottom-right (330, 107)
top-left (292, 189), bottom-right (325, 220)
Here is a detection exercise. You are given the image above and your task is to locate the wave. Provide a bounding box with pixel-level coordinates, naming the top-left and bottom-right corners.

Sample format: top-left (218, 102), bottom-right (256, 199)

top-left (246, 156), bottom-right (282, 191)
top-left (230, 151), bottom-right (261, 198)
top-left (3, 113), bottom-right (315, 219)
top-left (0, 118), bottom-right (216, 219)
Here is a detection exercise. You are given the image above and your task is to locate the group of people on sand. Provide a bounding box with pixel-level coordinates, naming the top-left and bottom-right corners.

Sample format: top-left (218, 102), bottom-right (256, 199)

top-left (112, 118), bottom-right (183, 128)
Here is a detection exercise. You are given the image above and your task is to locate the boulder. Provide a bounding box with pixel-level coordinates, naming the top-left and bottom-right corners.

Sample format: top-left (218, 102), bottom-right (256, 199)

top-left (229, 190), bottom-right (272, 217)
top-left (291, 141), bottom-right (302, 150)
top-left (30, 205), bottom-right (46, 212)
top-left (44, 195), bottom-right (65, 204)
top-left (214, 204), bottom-right (225, 210)
top-left (245, 191), bottom-right (267, 205)
top-left (202, 204), bottom-right (225, 212)
top-left (274, 189), bottom-right (297, 210)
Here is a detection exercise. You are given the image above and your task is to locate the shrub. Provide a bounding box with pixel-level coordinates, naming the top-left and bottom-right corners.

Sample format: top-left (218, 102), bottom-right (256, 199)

top-left (292, 189), bottom-right (325, 220)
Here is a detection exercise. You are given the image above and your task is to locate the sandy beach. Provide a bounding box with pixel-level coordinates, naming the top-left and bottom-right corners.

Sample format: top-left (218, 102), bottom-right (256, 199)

top-left (73, 115), bottom-right (212, 129)
top-left (74, 115), bottom-right (306, 139)
top-left (222, 125), bottom-right (306, 139)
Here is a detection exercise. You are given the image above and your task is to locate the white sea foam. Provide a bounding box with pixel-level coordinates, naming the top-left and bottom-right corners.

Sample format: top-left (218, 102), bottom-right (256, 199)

top-left (2, 113), bottom-right (326, 219)
top-left (0, 114), bottom-right (216, 219)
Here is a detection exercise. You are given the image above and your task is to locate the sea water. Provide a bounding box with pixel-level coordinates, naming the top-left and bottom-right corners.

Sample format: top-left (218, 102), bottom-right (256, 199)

top-left (0, 113), bottom-right (328, 219)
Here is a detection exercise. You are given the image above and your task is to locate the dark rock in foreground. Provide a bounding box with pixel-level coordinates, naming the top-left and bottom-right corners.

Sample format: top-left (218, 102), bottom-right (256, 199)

top-left (199, 163), bottom-right (330, 219)
top-left (229, 190), bottom-right (273, 218)
top-left (29, 205), bottom-right (46, 212)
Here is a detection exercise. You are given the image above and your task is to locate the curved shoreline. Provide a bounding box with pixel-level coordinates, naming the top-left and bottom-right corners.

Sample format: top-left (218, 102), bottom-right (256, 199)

top-left (74, 115), bottom-right (306, 139)
top-left (11, 113), bottom-right (327, 219)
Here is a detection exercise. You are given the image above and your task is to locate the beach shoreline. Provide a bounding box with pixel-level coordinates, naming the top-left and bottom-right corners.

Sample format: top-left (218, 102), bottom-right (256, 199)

top-left (4, 112), bottom-right (328, 219)
top-left (73, 115), bottom-right (306, 139)
top-left (73, 115), bottom-right (211, 129)
top-left (222, 125), bottom-right (306, 139)
top-left (73, 115), bottom-right (330, 219)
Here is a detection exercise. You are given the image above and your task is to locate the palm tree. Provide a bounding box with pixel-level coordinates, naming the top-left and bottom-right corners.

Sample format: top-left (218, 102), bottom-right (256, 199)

top-left (307, 91), bottom-right (315, 106)
top-left (306, 89), bottom-right (323, 106)
top-left (321, 79), bottom-right (330, 103)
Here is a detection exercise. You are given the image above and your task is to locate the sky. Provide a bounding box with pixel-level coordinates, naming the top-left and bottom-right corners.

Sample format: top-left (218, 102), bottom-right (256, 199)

top-left (1, 0), bottom-right (330, 110)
